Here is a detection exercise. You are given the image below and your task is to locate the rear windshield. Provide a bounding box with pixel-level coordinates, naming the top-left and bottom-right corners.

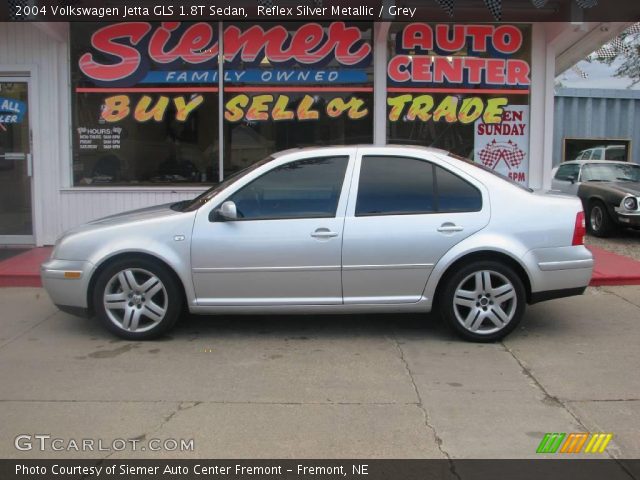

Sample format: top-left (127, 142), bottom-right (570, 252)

top-left (447, 153), bottom-right (533, 192)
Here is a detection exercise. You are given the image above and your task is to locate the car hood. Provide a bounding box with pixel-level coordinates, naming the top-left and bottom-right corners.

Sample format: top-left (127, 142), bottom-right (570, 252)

top-left (88, 202), bottom-right (180, 226)
top-left (588, 181), bottom-right (640, 197)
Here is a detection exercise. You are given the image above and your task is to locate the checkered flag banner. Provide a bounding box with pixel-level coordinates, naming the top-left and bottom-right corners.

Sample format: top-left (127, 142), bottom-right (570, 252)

top-left (593, 23), bottom-right (640, 60)
top-left (434, 0), bottom-right (455, 17)
top-left (483, 0), bottom-right (502, 21)
top-left (531, 0), bottom-right (549, 7)
top-left (257, 0), bottom-right (274, 8)
top-left (478, 140), bottom-right (525, 170)
top-left (575, 0), bottom-right (597, 8)
top-left (571, 65), bottom-right (588, 79)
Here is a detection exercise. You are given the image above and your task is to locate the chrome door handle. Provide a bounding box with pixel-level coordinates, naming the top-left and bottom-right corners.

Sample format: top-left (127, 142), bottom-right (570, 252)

top-left (311, 228), bottom-right (338, 238)
top-left (437, 223), bottom-right (464, 233)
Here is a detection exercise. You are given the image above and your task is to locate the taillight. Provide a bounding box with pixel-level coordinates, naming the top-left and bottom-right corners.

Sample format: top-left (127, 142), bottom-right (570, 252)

top-left (572, 211), bottom-right (586, 246)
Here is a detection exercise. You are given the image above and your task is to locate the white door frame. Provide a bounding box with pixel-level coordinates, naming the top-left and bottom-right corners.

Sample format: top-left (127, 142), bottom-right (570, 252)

top-left (0, 66), bottom-right (40, 245)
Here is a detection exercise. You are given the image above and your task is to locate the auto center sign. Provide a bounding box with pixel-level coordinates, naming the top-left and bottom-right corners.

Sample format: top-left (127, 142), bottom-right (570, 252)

top-left (387, 23), bottom-right (530, 125)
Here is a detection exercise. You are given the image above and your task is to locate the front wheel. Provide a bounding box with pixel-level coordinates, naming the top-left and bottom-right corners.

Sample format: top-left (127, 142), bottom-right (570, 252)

top-left (588, 200), bottom-right (616, 237)
top-left (93, 258), bottom-right (183, 340)
top-left (439, 261), bottom-right (526, 342)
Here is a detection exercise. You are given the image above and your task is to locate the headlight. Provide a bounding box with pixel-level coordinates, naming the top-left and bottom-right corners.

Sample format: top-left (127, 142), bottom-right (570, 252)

top-left (623, 196), bottom-right (638, 211)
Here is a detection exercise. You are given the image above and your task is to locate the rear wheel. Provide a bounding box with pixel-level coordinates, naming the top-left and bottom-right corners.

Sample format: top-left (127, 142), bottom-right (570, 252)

top-left (439, 260), bottom-right (526, 342)
top-left (588, 200), bottom-right (615, 237)
top-left (93, 258), bottom-right (182, 340)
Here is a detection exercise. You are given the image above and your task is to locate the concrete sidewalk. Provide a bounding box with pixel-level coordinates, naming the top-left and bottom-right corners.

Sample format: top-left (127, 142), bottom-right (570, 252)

top-left (0, 286), bottom-right (638, 459)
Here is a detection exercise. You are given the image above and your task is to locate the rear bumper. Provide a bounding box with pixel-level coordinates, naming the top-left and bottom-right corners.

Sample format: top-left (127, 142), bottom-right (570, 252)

top-left (523, 246), bottom-right (594, 300)
top-left (529, 286), bottom-right (587, 304)
top-left (41, 258), bottom-right (94, 310)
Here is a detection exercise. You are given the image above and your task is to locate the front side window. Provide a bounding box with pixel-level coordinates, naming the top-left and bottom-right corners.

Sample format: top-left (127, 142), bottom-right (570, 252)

top-left (356, 156), bottom-right (481, 216)
top-left (555, 164), bottom-right (580, 181)
top-left (227, 156), bottom-right (348, 220)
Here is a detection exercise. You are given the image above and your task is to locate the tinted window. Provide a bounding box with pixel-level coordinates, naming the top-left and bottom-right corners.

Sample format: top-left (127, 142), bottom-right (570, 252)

top-left (227, 156), bottom-right (348, 220)
top-left (356, 156), bottom-right (481, 216)
top-left (356, 156), bottom-right (436, 216)
top-left (435, 166), bottom-right (482, 212)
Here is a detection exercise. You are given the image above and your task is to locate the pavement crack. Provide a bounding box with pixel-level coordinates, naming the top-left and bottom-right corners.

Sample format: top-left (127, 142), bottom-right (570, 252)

top-left (502, 341), bottom-right (636, 479)
top-left (391, 335), bottom-right (461, 480)
top-left (0, 309), bottom-right (59, 351)
top-left (601, 287), bottom-right (640, 309)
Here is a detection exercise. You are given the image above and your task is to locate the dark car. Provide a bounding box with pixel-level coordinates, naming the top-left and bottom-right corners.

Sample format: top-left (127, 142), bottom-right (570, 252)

top-left (551, 160), bottom-right (640, 237)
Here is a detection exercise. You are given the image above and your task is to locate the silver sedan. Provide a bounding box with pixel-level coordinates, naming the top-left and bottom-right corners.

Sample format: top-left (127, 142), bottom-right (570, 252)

top-left (42, 146), bottom-right (593, 342)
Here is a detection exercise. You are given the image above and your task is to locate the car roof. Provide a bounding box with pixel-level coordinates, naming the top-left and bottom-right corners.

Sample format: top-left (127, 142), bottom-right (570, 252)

top-left (560, 160), bottom-right (636, 166)
top-left (272, 144), bottom-right (451, 158)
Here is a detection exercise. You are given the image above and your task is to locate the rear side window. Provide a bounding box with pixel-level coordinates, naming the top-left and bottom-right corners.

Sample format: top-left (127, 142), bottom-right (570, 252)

top-left (356, 156), bottom-right (481, 216)
top-left (436, 166), bottom-right (483, 212)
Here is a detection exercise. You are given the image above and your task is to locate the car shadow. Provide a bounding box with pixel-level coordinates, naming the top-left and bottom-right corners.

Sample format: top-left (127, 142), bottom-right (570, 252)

top-left (163, 311), bottom-right (457, 342)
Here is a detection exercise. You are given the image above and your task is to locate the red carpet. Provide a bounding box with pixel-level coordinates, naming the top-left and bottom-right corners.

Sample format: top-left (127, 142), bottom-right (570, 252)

top-left (0, 247), bottom-right (52, 287)
top-left (0, 245), bottom-right (638, 288)
top-left (587, 245), bottom-right (640, 287)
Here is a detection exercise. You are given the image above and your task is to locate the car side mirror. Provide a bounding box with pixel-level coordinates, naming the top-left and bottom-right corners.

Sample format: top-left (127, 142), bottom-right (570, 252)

top-left (211, 200), bottom-right (238, 222)
top-left (568, 175), bottom-right (577, 184)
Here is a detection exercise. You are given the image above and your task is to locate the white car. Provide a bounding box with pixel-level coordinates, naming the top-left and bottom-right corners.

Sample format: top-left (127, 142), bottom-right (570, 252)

top-left (42, 146), bottom-right (593, 342)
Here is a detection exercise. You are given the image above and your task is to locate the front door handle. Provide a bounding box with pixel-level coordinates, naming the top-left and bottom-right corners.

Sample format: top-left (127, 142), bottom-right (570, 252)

top-left (437, 223), bottom-right (464, 233)
top-left (311, 228), bottom-right (339, 239)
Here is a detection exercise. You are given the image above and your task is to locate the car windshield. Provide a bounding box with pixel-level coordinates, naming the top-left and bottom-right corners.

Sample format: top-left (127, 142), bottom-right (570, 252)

top-left (581, 163), bottom-right (640, 183)
top-left (173, 156), bottom-right (276, 212)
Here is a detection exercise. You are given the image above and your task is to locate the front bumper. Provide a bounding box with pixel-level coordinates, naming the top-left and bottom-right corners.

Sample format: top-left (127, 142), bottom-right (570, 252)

top-left (41, 258), bottom-right (94, 310)
top-left (615, 212), bottom-right (640, 227)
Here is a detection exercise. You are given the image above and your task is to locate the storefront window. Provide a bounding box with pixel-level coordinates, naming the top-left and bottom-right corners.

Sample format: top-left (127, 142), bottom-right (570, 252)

top-left (222, 22), bottom-right (373, 176)
top-left (70, 22), bottom-right (220, 186)
top-left (387, 23), bottom-right (532, 186)
top-left (563, 138), bottom-right (631, 161)
top-left (70, 21), bottom-right (373, 186)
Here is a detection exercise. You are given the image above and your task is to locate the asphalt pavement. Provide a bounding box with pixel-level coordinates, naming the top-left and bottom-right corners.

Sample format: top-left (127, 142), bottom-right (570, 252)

top-left (0, 286), bottom-right (638, 459)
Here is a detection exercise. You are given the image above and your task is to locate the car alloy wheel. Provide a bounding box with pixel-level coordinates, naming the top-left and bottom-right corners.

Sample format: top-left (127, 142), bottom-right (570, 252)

top-left (103, 268), bottom-right (168, 333)
top-left (440, 260), bottom-right (526, 342)
top-left (93, 258), bottom-right (182, 340)
top-left (453, 270), bottom-right (517, 335)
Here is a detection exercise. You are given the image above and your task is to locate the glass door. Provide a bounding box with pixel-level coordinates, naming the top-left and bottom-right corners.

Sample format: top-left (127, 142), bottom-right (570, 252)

top-left (0, 79), bottom-right (33, 244)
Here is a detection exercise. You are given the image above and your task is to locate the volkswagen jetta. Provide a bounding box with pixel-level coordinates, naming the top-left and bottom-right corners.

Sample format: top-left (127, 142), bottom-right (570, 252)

top-left (42, 146), bottom-right (593, 342)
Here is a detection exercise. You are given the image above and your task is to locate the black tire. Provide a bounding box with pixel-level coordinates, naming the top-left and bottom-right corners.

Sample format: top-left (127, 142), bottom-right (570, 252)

top-left (92, 257), bottom-right (183, 340)
top-left (439, 260), bottom-right (526, 343)
top-left (587, 200), bottom-right (616, 238)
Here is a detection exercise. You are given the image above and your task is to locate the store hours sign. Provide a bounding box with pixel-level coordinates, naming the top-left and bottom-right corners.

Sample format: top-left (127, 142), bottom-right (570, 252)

top-left (474, 105), bottom-right (530, 186)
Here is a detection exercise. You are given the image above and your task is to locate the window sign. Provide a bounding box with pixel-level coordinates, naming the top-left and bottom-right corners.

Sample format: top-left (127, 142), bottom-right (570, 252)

top-left (71, 22), bottom-right (373, 186)
top-left (387, 22), bottom-right (531, 185)
top-left (474, 105), bottom-right (530, 184)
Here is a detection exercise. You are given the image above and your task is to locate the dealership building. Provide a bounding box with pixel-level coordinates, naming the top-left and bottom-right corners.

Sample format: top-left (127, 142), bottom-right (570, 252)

top-left (0, 14), bottom-right (632, 246)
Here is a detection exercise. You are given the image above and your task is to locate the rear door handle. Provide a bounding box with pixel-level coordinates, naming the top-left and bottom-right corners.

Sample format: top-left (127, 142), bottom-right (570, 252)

top-left (311, 228), bottom-right (339, 238)
top-left (437, 223), bottom-right (464, 233)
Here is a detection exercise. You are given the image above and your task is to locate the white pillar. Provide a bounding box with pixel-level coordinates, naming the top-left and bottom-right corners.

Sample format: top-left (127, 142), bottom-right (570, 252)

top-left (373, 22), bottom-right (390, 146)
top-left (528, 23), bottom-right (555, 190)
